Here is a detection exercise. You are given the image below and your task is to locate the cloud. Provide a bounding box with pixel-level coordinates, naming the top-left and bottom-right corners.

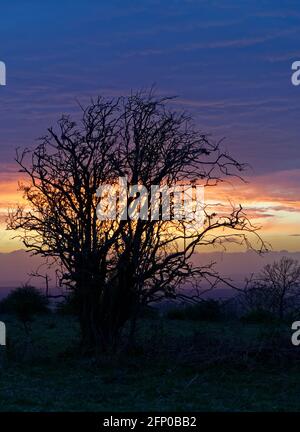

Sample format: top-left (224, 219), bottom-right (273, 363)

top-left (265, 51), bottom-right (300, 62)
top-left (124, 28), bottom-right (298, 58)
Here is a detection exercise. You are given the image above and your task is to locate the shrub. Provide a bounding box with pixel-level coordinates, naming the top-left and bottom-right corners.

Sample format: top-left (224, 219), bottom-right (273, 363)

top-left (166, 307), bottom-right (186, 320)
top-left (186, 300), bottom-right (222, 321)
top-left (167, 300), bottom-right (222, 322)
top-left (240, 309), bottom-right (277, 324)
top-left (138, 305), bottom-right (159, 319)
top-left (0, 285), bottom-right (49, 323)
top-left (55, 292), bottom-right (79, 315)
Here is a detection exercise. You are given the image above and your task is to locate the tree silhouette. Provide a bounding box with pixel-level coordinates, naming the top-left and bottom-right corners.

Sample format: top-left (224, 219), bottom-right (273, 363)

top-left (252, 257), bottom-right (300, 319)
top-left (8, 91), bottom-right (265, 353)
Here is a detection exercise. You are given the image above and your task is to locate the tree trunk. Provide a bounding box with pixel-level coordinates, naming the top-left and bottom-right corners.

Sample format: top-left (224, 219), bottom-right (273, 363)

top-left (77, 273), bottom-right (137, 355)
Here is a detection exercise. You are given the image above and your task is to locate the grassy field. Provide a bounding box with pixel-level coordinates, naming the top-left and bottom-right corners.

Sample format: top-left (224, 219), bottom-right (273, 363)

top-left (0, 313), bottom-right (299, 412)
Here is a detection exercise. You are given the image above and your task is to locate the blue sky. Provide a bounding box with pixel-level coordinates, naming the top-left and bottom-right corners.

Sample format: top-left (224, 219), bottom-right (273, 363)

top-left (0, 0), bottom-right (300, 172)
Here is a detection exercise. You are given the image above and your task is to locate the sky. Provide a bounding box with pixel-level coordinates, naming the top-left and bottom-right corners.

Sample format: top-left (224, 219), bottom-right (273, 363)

top-left (0, 0), bottom-right (300, 253)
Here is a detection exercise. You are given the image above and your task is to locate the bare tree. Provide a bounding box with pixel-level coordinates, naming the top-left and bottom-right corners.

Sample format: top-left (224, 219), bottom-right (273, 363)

top-left (8, 91), bottom-right (265, 353)
top-left (243, 257), bottom-right (300, 319)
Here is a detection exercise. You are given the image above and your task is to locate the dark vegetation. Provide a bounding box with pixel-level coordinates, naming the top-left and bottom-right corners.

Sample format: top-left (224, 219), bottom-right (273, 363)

top-left (0, 301), bottom-right (298, 411)
top-left (0, 286), bottom-right (49, 319)
top-left (166, 300), bottom-right (222, 322)
top-left (0, 265), bottom-right (300, 412)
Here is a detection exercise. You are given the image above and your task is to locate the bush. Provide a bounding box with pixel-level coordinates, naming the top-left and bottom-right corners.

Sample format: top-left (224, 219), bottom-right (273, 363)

top-left (0, 285), bottom-right (49, 322)
top-left (240, 309), bottom-right (277, 324)
top-left (55, 292), bottom-right (79, 315)
top-left (167, 300), bottom-right (222, 322)
top-left (138, 305), bottom-right (159, 319)
top-left (166, 307), bottom-right (186, 320)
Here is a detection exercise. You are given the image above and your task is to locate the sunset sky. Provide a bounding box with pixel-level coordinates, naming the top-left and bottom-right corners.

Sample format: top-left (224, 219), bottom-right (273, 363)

top-left (0, 0), bottom-right (300, 253)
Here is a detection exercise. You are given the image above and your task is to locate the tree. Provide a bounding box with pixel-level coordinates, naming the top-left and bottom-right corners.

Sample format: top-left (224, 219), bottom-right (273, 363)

top-left (243, 257), bottom-right (300, 319)
top-left (0, 285), bottom-right (49, 333)
top-left (8, 91), bottom-right (264, 353)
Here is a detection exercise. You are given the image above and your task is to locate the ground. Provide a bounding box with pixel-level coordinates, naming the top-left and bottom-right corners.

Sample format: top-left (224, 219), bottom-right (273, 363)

top-left (0, 313), bottom-right (299, 411)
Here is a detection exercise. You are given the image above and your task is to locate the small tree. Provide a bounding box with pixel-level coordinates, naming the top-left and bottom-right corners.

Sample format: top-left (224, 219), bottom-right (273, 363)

top-left (0, 285), bottom-right (49, 361)
top-left (244, 257), bottom-right (300, 319)
top-left (0, 285), bottom-right (49, 333)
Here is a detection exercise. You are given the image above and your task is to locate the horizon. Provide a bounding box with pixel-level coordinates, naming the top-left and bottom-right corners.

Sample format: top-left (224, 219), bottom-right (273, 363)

top-left (1, 248), bottom-right (300, 292)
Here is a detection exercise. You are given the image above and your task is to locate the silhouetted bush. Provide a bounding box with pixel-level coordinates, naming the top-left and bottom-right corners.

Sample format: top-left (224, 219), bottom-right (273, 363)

top-left (167, 300), bottom-right (222, 322)
top-left (166, 307), bottom-right (186, 320)
top-left (240, 309), bottom-right (277, 324)
top-left (0, 285), bottom-right (49, 322)
top-left (138, 305), bottom-right (159, 319)
top-left (55, 293), bottom-right (79, 315)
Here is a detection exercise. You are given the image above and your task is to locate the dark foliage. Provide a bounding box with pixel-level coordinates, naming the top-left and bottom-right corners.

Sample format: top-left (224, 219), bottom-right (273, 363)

top-left (55, 292), bottom-right (80, 316)
top-left (240, 309), bottom-right (277, 324)
top-left (0, 285), bottom-right (50, 322)
top-left (167, 300), bottom-right (222, 322)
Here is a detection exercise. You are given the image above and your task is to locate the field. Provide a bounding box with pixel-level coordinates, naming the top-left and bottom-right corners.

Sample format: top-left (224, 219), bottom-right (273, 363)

top-left (0, 313), bottom-right (299, 412)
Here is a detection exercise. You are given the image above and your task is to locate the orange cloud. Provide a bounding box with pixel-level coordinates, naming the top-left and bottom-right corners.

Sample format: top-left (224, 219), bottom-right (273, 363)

top-left (0, 168), bottom-right (299, 252)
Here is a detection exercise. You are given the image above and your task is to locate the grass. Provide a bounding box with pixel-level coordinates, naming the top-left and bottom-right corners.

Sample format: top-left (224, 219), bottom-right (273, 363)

top-left (0, 313), bottom-right (299, 411)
